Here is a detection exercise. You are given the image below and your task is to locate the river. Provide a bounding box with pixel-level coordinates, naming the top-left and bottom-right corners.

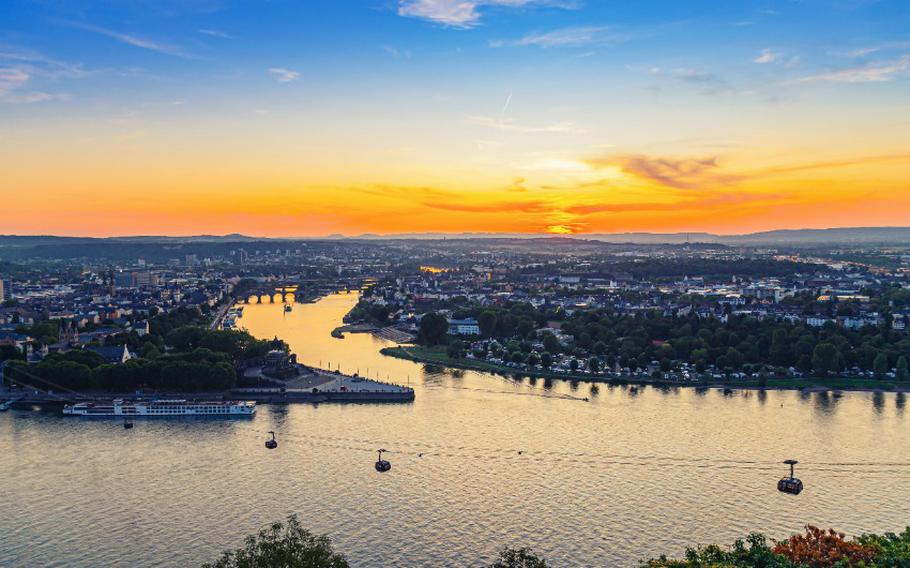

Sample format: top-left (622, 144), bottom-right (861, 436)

top-left (1, 292), bottom-right (908, 567)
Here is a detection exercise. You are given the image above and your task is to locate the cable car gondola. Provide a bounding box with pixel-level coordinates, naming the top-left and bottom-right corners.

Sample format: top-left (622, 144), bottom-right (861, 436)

top-left (265, 431), bottom-right (278, 450)
top-left (375, 449), bottom-right (391, 472)
top-left (123, 418), bottom-right (134, 430)
top-left (777, 459), bottom-right (803, 495)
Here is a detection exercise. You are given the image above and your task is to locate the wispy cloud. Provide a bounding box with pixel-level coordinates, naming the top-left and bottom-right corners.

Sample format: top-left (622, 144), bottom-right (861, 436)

top-left (844, 41), bottom-right (910, 58)
top-left (491, 26), bottom-right (620, 48)
top-left (382, 45), bottom-right (412, 59)
top-left (753, 48), bottom-right (779, 64)
top-left (587, 155), bottom-right (742, 189)
top-left (0, 67), bottom-right (67, 104)
top-left (397, 0), bottom-right (576, 29)
top-left (585, 152), bottom-right (910, 190)
top-left (421, 199), bottom-right (551, 214)
top-left (0, 67), bottom-right (30, 94)
top-left (672, 68), bottom-right (733, 94)
top-left (799, 55), bottom-right (910, 83)
top-left (0, 47), bottom-right (81, 104)
top-left (268, 67), bottom-right (300, 82)
top-left (0, 46), bottom-right (88, 79)
top-left (198, 28), bottom-right (235, 39)
top-left (69, 22), bottom-right (190, 58)
top-left (467, 115), bottom-right (583, 134)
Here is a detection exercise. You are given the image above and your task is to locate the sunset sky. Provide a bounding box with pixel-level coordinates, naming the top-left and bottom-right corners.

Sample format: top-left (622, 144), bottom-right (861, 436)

top-left (1, 0), bottom-right (909, 237)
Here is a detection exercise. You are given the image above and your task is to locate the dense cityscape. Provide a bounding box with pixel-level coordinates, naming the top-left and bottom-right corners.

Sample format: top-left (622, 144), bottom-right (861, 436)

top-left (2, 233), bottom-right (909, 396)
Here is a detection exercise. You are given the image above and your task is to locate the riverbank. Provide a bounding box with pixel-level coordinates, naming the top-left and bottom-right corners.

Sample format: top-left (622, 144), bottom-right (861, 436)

top-left (330, 322), bottom-right (378, 338)
top-left (381, 345), bottom-right (910, 392)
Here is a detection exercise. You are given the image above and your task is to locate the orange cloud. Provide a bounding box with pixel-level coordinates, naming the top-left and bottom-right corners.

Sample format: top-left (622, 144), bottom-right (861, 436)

top-left (587, 154), bottom-right (743, 189)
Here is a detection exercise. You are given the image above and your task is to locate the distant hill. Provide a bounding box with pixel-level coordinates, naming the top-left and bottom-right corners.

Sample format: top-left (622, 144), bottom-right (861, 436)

top-left (0, 233), bottom-right (263, 247)
top-left (0, 227), bottom-right (907, 255)
top-left (353, 228), bottom-right (910, 246)
top-left (720, 227), bottom-right (910, 245)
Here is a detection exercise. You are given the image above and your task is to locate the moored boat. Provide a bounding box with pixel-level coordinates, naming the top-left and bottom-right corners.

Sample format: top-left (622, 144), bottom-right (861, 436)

top-left (63, 398), bottom-right (256, 417)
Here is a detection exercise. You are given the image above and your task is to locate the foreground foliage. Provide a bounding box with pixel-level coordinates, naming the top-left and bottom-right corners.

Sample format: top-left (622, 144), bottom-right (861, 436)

top-left (488, 546), bottom-right (550, 568)
top-left (202, 516), bottom-right (349, 568)
top-left (204, 520), bottom-right (910, 567)
top-left (643, 525), bottom-right (910, 568)
top-left (204, 517), bottom-right (549, 567)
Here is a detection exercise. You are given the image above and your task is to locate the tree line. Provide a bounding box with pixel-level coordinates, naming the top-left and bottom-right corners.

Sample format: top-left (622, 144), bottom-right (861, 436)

top-left (417, 302), bottom-right (910, 378)
top-left (3, 306), bottom-right (281, 393)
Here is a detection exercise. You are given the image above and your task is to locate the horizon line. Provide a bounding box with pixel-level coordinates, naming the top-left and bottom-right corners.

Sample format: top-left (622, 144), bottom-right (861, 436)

top-left (2, 225), bottom-right (910, 241)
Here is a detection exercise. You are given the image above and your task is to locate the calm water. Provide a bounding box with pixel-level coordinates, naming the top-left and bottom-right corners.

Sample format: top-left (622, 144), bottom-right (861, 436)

top-left (2, 292), bottom-right (909, 567)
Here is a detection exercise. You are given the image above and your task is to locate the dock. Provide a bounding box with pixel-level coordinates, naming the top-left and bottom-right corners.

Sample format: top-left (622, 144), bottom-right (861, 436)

top-left (236, 365), bottom-right (414, 403)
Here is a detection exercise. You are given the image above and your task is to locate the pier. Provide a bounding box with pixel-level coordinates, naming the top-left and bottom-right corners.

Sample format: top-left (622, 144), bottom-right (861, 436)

top-left (238, 361), bottom-right (414, 403)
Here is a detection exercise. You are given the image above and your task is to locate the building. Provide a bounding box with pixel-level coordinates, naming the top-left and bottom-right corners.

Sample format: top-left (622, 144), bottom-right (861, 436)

top-left (0, 279), bottom-right (9, 302)
top-left (447, 318), bottom-right (481, 336)
top-left (114, 271), bottom-right (135, 289)
top-left (86, 344), bottom-right (133, 364)
top-left (131, 319), bottom-right (150, 337)
top-left (134, 271), bottom-right (159, 287)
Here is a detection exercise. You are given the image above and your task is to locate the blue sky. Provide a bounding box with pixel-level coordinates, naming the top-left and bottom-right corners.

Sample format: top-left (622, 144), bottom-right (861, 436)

top-left (1, 1), bottom-right (909, 236)
top-left (3, 0), bottom-right (908, 109)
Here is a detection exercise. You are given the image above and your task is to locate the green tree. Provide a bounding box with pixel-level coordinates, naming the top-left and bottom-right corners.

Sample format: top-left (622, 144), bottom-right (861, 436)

top-left (417, 312), bottom-right (448, 346)
top-left (488, 547), bottom-right (549, 568)
top-left (166, 325), bottom-right (206, 351)
top-left (812, 342), bottom-right (841, 376)
top-left (447, 339), bottom-right (465, 359)
top-left (540, 352), bottom-right (552, 369)
top-left (140, 343), bottom-right (161, 359)
top-left (873, 352), bottom-right (889, 378)
top-left (516, 318), bottom-right (535, 338)
top-left (478, 310), bottom-right (498, 338)
top-left (897, 356), bottom-right (909, 381)
top-left (769, 328), bottom-right (791, 366)
top-left (0, 344), bottom-right (23, 362)
top-left (726, 347), bottom-right (744, 369)
top-left (541, 332), bottom-right (561, 354)
top-left (642, 532), bottom-right (789, 568)
top-left (202, 515), bottom-right (348, 568)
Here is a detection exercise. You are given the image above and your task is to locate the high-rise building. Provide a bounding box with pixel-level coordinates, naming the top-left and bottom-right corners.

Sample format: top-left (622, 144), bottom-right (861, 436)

top-left (114, 272), bottom-right (135, 289)
top-left (134, 271), bottom-right (159, 287)
top-left (0, 278), bottom-right (12, 301)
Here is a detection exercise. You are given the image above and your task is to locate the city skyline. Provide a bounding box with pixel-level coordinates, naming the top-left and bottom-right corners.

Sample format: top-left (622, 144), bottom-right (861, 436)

top-left (2, 0), bottom-right (909, 236)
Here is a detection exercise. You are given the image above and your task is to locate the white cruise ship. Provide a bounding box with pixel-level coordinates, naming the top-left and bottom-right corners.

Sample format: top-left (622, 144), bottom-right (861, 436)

top-left (63, 399), bottom-right (256, 417)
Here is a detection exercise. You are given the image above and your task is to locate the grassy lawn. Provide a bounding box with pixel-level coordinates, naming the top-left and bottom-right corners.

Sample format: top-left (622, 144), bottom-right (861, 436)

top-left (380, 346), bottom-right (910, 391)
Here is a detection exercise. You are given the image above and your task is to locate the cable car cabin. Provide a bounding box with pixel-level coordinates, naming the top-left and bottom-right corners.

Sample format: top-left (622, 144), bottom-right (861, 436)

top-left (778, 477), bottom-right (803, 495)
top-left (375, 449), bottom-right (391, 472)
top-left (777, 459), bottom-right (803, 495)
top-left (265, 431), bottom-right (278, 450)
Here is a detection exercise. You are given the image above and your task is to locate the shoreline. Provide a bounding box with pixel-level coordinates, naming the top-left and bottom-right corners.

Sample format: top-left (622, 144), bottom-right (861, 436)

top-left (381, 346), bottom-right (910, 393)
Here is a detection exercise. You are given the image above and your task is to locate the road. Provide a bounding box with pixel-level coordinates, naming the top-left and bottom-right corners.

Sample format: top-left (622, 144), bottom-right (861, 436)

top-left (210, 303), bottom-right (232, 330)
